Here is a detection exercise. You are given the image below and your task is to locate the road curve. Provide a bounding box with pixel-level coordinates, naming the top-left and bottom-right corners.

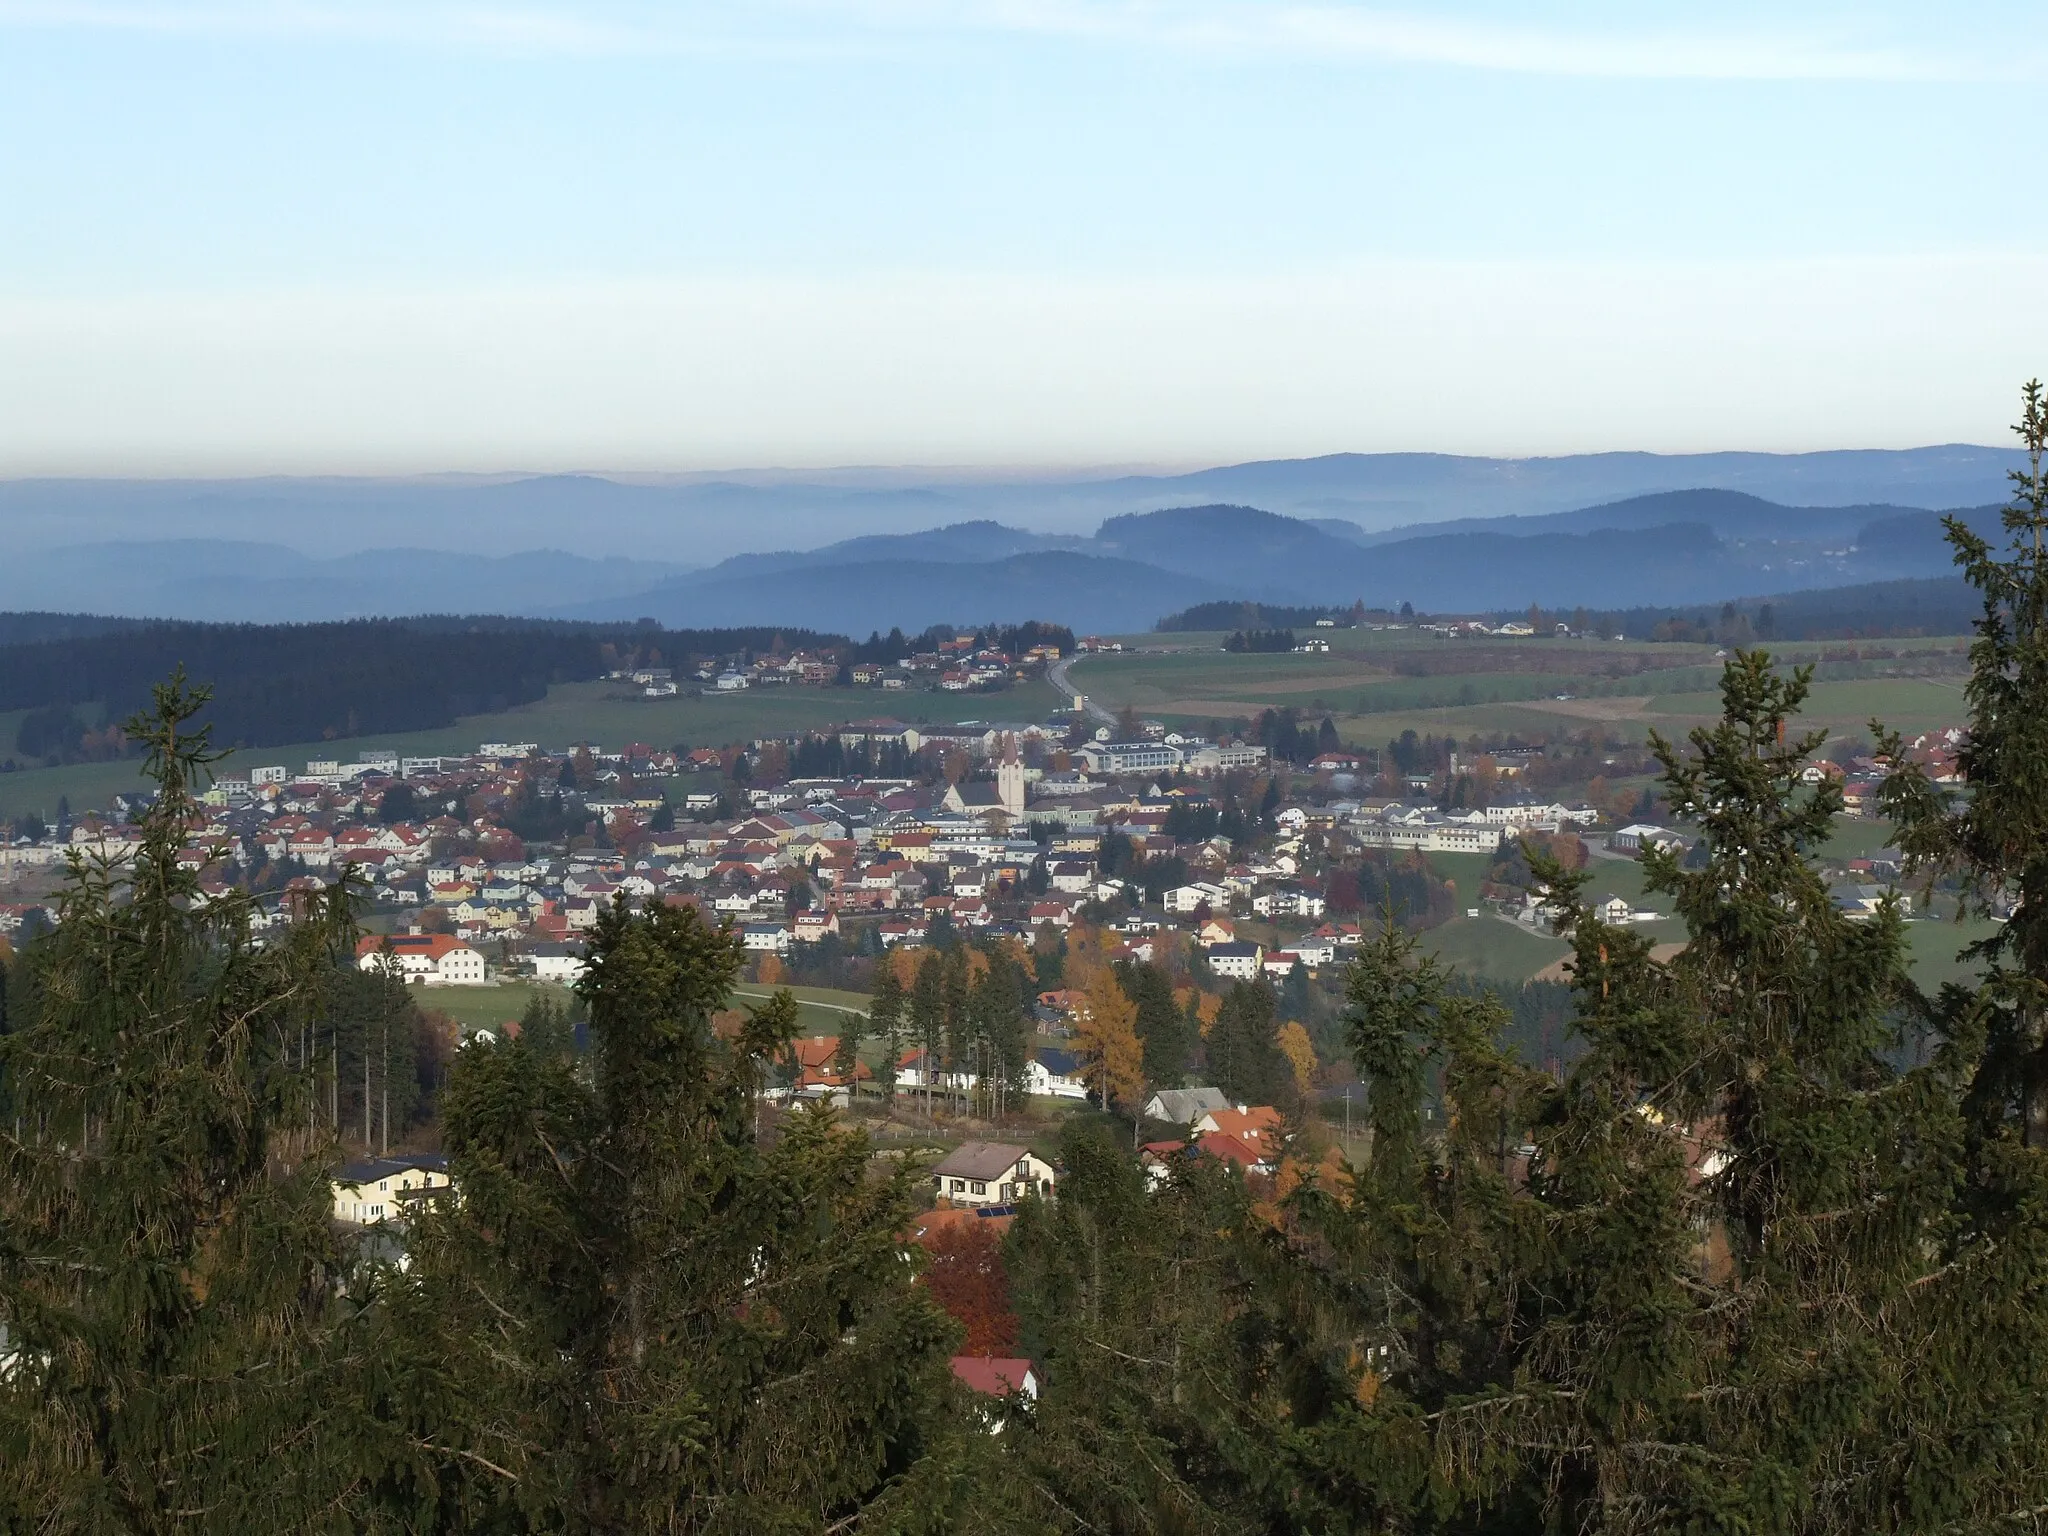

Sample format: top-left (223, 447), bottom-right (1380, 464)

top-left (1046, 654), bottom-right (1118, 728)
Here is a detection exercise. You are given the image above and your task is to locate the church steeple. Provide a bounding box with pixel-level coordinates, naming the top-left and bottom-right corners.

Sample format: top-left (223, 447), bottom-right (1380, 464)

top-left (997, 732), bottom-right (1025, 819)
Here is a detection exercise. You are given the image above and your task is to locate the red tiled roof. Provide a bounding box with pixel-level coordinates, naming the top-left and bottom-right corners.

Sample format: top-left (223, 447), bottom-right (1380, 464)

top-left (354, 933), bottom-right (466, 961)
top-left (951, 1356), bottom-right (1035, 1397)
top-left (1196, 1131), bottom-right (1265, 1169)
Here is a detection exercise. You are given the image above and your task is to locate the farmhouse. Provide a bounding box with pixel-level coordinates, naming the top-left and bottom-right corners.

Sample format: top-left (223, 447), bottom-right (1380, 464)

top-left (354, 933), bottom-right (488, 986)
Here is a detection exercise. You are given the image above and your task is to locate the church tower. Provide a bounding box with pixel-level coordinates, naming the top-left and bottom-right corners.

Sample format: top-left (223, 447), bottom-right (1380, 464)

top-left (997, 733), bottom-right (1026, 819)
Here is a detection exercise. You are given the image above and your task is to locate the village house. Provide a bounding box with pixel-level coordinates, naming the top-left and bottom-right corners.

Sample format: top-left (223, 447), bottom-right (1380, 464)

top-left (354, 933), bottom-right (488, 986)
top-left (932, 1142), bottom-right (1058, 1207)
top-left (1206, 940), bottom-right (1265, 981)
top-left (331, 1153), bottom-right (451, 1225)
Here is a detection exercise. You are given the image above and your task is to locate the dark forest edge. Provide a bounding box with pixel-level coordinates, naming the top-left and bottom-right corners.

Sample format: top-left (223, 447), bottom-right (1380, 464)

top-left (0, 616), bottom-right (1073, 767)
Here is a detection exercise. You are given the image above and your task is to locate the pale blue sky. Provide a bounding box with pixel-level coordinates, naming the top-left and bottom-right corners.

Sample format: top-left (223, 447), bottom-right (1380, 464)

top-left (3, 1), bottom-right (2046, 472)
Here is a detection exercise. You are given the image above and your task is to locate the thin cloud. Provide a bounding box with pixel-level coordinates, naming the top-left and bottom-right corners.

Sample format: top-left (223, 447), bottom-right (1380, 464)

top-left (0, 0), bottom-right (2023, 80)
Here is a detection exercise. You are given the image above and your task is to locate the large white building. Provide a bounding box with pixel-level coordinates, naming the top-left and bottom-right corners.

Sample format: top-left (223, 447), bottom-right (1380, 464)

top-left (1076, 740), bottom-right (1182, 775)
top-left (355, 934), bottom-right (489, 985)
top-left (1352, 818), bottom-right (1505, 854)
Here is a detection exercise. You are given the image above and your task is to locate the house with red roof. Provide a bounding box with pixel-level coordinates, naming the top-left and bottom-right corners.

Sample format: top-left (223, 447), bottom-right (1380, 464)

top-left (950, 1356), bottom-right (1039, 1402)
top-left (1195, 1130), bottom-right (1272, 1173)
top-left (1196, 1105), bottom-right (1285, 1147)
top-left (774, 1035), bottom-right (871, 1103)
top-left (353, 933), bottom-right (487, 986)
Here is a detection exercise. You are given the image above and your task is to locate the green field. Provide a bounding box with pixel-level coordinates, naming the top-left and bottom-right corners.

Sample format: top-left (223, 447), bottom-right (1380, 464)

top-left (1417, 914), bottom-right (1570, 982)
top-left (0, 678), bottom-right (1068, 822)
top-left (1070, 636), bottom-right (1971, 748)
top-left (1646, 677), bottom-right (1967, 738)
top-left (1905, 917), bottom-right (2004, 993)
top-left (420, 981), bottom-right (574, 1034)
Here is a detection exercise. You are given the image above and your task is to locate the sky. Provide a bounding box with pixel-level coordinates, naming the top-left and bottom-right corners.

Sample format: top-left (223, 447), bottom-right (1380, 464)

top-left (3, 0), bottom-right (2047, 474)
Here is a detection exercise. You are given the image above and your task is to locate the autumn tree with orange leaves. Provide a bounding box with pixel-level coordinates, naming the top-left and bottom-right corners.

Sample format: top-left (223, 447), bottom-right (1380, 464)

top-left (919, 1219), bottom-right (1019, 1356)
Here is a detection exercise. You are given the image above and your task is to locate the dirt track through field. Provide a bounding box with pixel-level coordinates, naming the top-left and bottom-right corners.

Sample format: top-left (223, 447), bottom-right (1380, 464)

top-left (1517, 696), bottom-right (1656, 722)
top-left (1533, 940), bottom-right (1684, 983)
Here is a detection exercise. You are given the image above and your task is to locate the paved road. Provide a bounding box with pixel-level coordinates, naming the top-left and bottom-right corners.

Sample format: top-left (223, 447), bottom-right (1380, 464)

top-left (728, 986), bottom-right (867, 1018)
top-left (1047, 654), bottom-right (1118, 728)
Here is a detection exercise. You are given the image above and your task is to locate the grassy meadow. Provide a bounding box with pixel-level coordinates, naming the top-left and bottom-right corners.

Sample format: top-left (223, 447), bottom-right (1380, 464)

top-left (1077, 630), bottom-right (1971, 747)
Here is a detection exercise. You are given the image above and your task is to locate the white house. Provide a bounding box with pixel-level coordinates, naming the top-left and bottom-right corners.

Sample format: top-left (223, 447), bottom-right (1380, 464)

top-left (740, 922), bottom-right (792, 953)
top-left (526, 942), bottom-right (588, 985)
top-left (1206, 941), bottom-right (1265, 981)
top-left (1612, 824), bottom-right (1686, 855)
top-left (1164, 881), bottom-right (1229, 914)
top-left (933, 1142), bottom-right (1057, 1207)
top-left (354, 934), bottom-right (488, 986)
top-left (1023, 1048), bottom-right (1089, 1100)
top-left (1291, 937), bottom-right (1338, 966)
top-left (1262, 951), bottom-right (1303, 981)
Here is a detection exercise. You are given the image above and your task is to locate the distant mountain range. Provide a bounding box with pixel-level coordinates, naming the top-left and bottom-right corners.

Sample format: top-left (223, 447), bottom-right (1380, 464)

top-left (0, 541), bottom-right (692, 627)
top-left (0, 453), bottom-right (2016, 632)
top-left (553, 493), bottom-right (2002, 632)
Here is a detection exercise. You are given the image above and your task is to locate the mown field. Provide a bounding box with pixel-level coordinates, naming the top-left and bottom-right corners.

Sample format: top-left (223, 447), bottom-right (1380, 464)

top-left (1412, 834), bottom-right (1994, 996)
top-left (0, 678), bottom-right (1067, 822)
top-left (1077, 630), bottom-right (1972, 747)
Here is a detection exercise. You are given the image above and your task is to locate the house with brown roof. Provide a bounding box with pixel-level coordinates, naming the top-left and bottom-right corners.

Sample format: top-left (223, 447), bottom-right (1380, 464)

top-left (932, 1142), bottom-right (1056, 1208)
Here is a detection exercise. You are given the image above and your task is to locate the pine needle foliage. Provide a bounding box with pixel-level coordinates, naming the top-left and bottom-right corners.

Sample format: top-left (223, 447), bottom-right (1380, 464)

top-left (983, 636), bottom-right (2048, 1533)
top-left (0, 671), bottom-right (371, 1533)
top-left (387, 899), bottom-right (958, 1532)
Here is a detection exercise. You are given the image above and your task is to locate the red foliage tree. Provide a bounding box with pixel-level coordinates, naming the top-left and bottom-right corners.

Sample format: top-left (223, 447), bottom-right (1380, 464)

top-left (919, 1220), bottom-right (1018, 1356)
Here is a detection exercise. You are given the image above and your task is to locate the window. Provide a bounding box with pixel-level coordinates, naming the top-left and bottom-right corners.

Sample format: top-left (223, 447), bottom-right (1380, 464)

top-left (950, 1179), bottom-right (965, 1192)
top-left (971, 1181), bottom-right (986, 1195)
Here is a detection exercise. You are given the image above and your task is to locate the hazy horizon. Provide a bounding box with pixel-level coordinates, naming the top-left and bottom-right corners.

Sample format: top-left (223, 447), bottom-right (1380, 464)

top-left (6, 3), bottom-right (2047, 475)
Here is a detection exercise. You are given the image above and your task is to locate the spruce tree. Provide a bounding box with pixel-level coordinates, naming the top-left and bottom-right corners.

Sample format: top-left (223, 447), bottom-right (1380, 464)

top-left (517, 986), bottom-right (576, 1060)
top-left (971, 949), bottom-right (1032, 1120)
top-left (0, 674), bottom-right (377, 1530)
top-left (1203, 981), bottom-right (1290, 1108)
top-left (912, 953), bottom-right (946, 1117)
top-left (870, 961), bottom-right (906, 1102)
top-left (1119, 960), bottom-right (1189, 1090)
top-left (991, 630), bottom-right (2048, 1532)
top-left (833, 997), bottom-right (863, 1091)
top-left (390, 902), bottom-right (957, 1530)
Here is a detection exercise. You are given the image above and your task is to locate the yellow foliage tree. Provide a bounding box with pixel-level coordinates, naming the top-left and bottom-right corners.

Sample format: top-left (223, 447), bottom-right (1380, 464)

top-left (1071, 965), bottom-right (1145, 1114)
top-left (886, 946), bottom-right (923, 990)
top-left (757, 952), bottom-right (787, 987)
top-left (1195, 991), bottom-right (1223, 1036)
top-left (1276, 1020), bottom-right (1318, 1098)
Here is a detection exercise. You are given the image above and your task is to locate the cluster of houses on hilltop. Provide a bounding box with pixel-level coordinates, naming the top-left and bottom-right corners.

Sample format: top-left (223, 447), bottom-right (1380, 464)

top-left (613, 632), bottom-right (1069, 698)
